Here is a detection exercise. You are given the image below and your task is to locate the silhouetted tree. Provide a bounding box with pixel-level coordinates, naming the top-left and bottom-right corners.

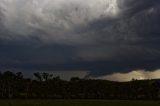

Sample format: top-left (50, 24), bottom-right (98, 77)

top-left (34, 72), bottom-right (42, 82)
top-left (0, 71), bottom-right (159, 100)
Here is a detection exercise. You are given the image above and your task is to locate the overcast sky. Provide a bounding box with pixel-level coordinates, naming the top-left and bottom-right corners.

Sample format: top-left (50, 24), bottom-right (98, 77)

top-left (0, 0), bottom-right (160, 81)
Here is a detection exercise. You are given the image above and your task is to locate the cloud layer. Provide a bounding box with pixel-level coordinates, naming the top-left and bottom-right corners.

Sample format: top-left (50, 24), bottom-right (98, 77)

top-left (0, 0), bottom-right (160, 78)
top-left (0, 0), bottom-right (121, 44)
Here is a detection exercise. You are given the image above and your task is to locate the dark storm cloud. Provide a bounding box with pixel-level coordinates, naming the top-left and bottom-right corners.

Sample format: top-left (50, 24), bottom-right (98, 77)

top-left (0, 40), bottom-right (76, 70)
top-left (0, 0), bottom-right (160, 77)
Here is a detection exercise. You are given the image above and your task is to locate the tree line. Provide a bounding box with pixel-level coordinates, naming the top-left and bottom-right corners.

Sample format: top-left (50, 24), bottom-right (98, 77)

top-left (0, 71), bottom-right (160, 100)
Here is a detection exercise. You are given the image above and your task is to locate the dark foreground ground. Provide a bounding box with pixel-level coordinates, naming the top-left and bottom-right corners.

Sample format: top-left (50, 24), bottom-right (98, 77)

top-left (0, 100), bottom-right (160, 106)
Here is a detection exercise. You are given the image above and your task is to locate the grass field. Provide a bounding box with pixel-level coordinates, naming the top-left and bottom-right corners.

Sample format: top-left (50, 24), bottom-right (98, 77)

top-left (0, 100), bottom-right (160, 106)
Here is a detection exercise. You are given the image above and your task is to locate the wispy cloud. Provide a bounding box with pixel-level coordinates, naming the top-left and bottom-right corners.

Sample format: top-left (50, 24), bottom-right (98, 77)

top-left (0, 0), bottom-right (120, 44)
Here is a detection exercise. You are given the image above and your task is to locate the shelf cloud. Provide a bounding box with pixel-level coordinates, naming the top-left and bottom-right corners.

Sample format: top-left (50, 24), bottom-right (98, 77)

top-left (0, 0), bottom-right (160, 79)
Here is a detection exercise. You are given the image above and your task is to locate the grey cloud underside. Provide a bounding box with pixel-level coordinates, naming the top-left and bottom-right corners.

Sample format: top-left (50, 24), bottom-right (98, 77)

top-left (0, 0), bottom-right (160, 76)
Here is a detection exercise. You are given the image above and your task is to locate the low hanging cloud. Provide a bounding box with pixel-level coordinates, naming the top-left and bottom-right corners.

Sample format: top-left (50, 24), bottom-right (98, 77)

top-left (94, 69), bottom-right (160, 82)
top-left (0, 0), bottom-right (160, 78)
